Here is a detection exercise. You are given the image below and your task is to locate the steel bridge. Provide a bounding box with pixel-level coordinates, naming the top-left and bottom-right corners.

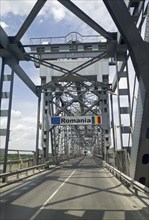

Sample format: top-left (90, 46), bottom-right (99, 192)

top-left (0, 1), bottom-right (149, 219)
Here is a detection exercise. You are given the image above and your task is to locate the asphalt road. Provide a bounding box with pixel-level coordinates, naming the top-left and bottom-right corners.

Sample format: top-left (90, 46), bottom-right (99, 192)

top-left (0, 156), bottom-right (149, 220)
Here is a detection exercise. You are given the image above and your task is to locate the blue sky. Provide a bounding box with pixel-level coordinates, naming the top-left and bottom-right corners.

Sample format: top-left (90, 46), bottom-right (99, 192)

top-left (0, 0), bottom-right (144, 152)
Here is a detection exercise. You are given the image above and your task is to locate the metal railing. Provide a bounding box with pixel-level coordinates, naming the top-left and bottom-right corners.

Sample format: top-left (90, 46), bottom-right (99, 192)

top-left (95, 155), bottom-right (149, 195)
top-left (0, 155), bottom-right (72, 186)
top-left (103, 161), bottom-right (149, 195)
top-left (29, 32), bottom-right (102, 45)
top-left (0, 163), bottom-right (46, 184)
top-left (0, 158), bottom-right (35, 173)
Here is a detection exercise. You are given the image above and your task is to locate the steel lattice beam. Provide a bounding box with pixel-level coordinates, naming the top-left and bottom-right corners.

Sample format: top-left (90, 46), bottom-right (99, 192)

top-left (0, 27), bottom-right (39, 97)
top-left (14, 0), bottom-right (47, 43)
top-left (103, 0), bottom-right (149, 93)
top-left (27, 53), bottom-right (109, 90)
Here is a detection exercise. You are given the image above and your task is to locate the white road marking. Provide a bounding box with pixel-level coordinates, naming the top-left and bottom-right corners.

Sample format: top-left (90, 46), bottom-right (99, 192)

top-left (29, 169), bottom-right (76, 220)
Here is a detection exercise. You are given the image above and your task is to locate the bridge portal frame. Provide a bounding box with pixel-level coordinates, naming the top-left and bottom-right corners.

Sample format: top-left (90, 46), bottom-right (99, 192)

top-left (0, 0), bottom-right (148, 186)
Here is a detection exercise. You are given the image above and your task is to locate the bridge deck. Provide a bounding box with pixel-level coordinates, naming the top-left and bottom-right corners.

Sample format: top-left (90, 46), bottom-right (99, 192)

top-left (0, 157), bottom-right (148, 220)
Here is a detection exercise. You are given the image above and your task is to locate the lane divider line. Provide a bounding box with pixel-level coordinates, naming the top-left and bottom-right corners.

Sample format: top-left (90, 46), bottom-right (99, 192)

top-left (29, 169), bottom-right (76, 220)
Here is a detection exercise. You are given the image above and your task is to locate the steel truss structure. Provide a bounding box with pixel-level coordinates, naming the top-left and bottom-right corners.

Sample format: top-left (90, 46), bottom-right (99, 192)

top-left (0, 0), bottom-right (149, 186)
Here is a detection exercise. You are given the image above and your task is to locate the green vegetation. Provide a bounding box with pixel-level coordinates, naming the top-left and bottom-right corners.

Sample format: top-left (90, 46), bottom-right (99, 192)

top-left (0, 154), bottom-right (34, 162)
top-left (0, 154), bottom-right (3, 162)
top-left (0, 152), bottom-right (52, 163)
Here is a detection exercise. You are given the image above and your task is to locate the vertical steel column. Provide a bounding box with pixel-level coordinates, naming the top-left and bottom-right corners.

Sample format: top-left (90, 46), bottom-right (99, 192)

top-left (50, 130), bottom-right (54, 156)
top-left (35, 95), bottom-right (41, 165)
top-left (71, 126), bottom-right (75, 156)
top-left (50, 96), bottom-right (55, 156)
top-left (52, 128), bottom-right (57, 156)
top-left (110, 93), bottom-right (116, 166)
top-left (41, 89), bottom-right (50, 162)
top-left (115, 59), bottom-right (123, 149)
top-left (0, 59), bottom-right (5, 108)
top-left (126, 62), bottom-right (133, 149)
top-left (3, 68), bottom-right (14, 178)
top-left (110, 93), bottom-right (116, 151)
top-left (64, 126), bottom-right (67, 156)
top-left (130, 5), bottom-right (149, 186)
top-left (45, 92), bottom-right (51, 161)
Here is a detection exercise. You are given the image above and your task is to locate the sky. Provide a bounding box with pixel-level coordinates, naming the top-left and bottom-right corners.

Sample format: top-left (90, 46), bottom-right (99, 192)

top-left (0, 0), bottom-right (147, 153)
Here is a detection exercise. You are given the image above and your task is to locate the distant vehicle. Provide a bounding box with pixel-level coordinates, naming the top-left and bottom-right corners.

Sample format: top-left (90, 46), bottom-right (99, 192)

top-left (84, 150), bottom-right (87, 156)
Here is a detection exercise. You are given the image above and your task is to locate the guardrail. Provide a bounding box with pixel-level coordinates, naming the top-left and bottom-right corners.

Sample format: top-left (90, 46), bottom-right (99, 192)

top-left (0, 158), bottom-right (35, 173)
top-left (95, 155), bottom-right (149, 195)
top-left (0, 155), bottom-right (73, 186)
top-left (0, 163), bottom-right (46, 184)
top-left (103, 161), bottom-right (149, 195)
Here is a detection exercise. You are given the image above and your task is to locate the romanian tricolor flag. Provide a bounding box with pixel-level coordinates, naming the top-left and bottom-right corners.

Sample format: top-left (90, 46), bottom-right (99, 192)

top-left (92, 116), bottom-right (102, 125)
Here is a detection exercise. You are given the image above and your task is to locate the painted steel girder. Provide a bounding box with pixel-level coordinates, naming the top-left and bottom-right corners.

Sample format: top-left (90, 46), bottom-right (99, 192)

top-left (103, 0), bottom-right (149, 93)
top-left (0, 26), bottom-right (25, 60)
top-left (0, 0), bottom-right (46, 60)
top-left (0, 27), bottom-right (39, 97)
top-left (52, 100), bottom-right (72, 116)
top-left (14, 0), bottom-right (47, 43)
top-left (28, 52), bottom-right (108, 89)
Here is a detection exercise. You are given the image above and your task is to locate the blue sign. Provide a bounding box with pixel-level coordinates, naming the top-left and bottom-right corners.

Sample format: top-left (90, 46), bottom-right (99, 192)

top-left (51, 116), bottom-right (102, 125)
top-left (51, 117), bottom-right (60, 125)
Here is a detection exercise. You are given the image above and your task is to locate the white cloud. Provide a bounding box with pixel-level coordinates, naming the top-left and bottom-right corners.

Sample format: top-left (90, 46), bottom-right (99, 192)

top-left (0, 118), bottom-right (7, 128)
top-left (1, 0), bottom-right (36, 16)
top-left (11, 110), bottom-right (22, 119)
top-left (1, 0), bottom-right (66, 21)
top-left (1, 0), bottom-right (116, 33)
top-left (10, 110), bottom-right (37, 151)
top-left (45, 1), bottom-right (116, 32)
top-left (39, 19), bottom-right (43, 24)
top-left (49, 1), bottom-right (67, 22)
top-left (73, 0), bottom-right (116, 32)
top-left (0, 108), bottom-right (39, 151)
top-left (0, 21), bottom-right (9, 29)
top-left (31, 71), bottom-right (41, 85)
